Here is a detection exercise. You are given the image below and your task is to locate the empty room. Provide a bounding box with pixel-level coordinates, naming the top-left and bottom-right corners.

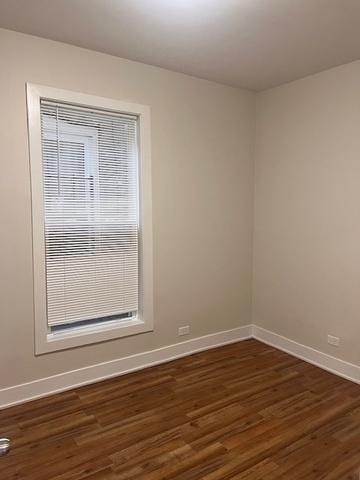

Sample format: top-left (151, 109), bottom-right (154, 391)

top-left (1, 1), bottom-right (360, 478)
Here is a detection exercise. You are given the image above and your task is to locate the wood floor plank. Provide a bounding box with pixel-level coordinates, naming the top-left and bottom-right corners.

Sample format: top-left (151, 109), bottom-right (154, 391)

top-left (1, 339), bottom-right (360, 479)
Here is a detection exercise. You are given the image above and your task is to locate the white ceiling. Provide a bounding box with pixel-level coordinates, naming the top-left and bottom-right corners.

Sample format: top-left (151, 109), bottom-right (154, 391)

top-left (1, 0), bottom-right (360, 91)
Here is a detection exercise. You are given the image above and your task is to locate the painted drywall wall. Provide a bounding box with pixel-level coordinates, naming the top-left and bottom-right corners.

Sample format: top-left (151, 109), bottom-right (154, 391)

top-left (254, 60), bottom-right (360, 365)
top-left (0, 29), bottom-right (255, 388)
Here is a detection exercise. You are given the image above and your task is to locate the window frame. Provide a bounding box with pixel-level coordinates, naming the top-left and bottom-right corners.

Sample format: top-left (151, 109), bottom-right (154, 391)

top-left (42, 120), bottom-right (100, 226)
top-left (27, 83), bottom-right (153, 354)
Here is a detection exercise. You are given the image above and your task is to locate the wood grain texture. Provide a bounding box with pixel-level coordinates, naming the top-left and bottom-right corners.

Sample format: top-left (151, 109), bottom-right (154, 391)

top-left (1, 339), bottom-right (360, 479)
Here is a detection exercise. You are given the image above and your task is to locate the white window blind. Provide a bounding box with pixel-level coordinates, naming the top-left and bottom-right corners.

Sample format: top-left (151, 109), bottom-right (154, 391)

top-left (40, 100), bottom-right (139, 328)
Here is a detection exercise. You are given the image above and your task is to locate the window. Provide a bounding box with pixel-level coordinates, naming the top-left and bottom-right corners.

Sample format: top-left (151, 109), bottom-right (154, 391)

top-left (27, 84), bottom-right (153, 354)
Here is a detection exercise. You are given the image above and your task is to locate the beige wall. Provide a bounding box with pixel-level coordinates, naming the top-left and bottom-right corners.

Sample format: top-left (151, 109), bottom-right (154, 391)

top-left (254, 60), bottom-right (360, 365)
top-left (4, 26), bottom-right (358, 391)
top-left (0, 29), bottom-right (255, 388)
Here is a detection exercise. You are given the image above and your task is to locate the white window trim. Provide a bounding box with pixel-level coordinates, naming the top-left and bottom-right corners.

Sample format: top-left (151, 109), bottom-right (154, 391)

top-left (26, 83), bottom-right (153, 354)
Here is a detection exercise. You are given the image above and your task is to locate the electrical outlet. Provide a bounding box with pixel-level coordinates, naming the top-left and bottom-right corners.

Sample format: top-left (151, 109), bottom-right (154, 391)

top-left (327, 335), bottom-right (340, 347)
top-left (178, 326), bottom-right (190, 336)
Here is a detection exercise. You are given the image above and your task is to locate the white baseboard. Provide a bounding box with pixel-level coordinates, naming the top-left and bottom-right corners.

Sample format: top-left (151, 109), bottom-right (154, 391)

top-left (2, 323), bottom-right (359, 410)
top-left (0, 325), bottom-right (252, 409)
top-left (253, 325), bottom-right (360, 385)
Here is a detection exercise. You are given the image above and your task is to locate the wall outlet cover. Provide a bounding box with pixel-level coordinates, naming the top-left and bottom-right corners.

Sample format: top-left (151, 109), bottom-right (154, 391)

top-left (178, 326), bottom-right (190, 336)
top-left (327, 335), bottom-right (340, 347)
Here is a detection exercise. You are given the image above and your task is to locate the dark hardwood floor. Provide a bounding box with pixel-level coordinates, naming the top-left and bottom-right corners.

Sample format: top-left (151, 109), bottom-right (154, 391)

top-left (1, 339), bottom-right (360, 479)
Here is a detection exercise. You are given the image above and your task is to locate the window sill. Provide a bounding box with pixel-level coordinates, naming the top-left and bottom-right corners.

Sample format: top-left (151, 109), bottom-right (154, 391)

top-left (35, 316), bottom-right (153, 355)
